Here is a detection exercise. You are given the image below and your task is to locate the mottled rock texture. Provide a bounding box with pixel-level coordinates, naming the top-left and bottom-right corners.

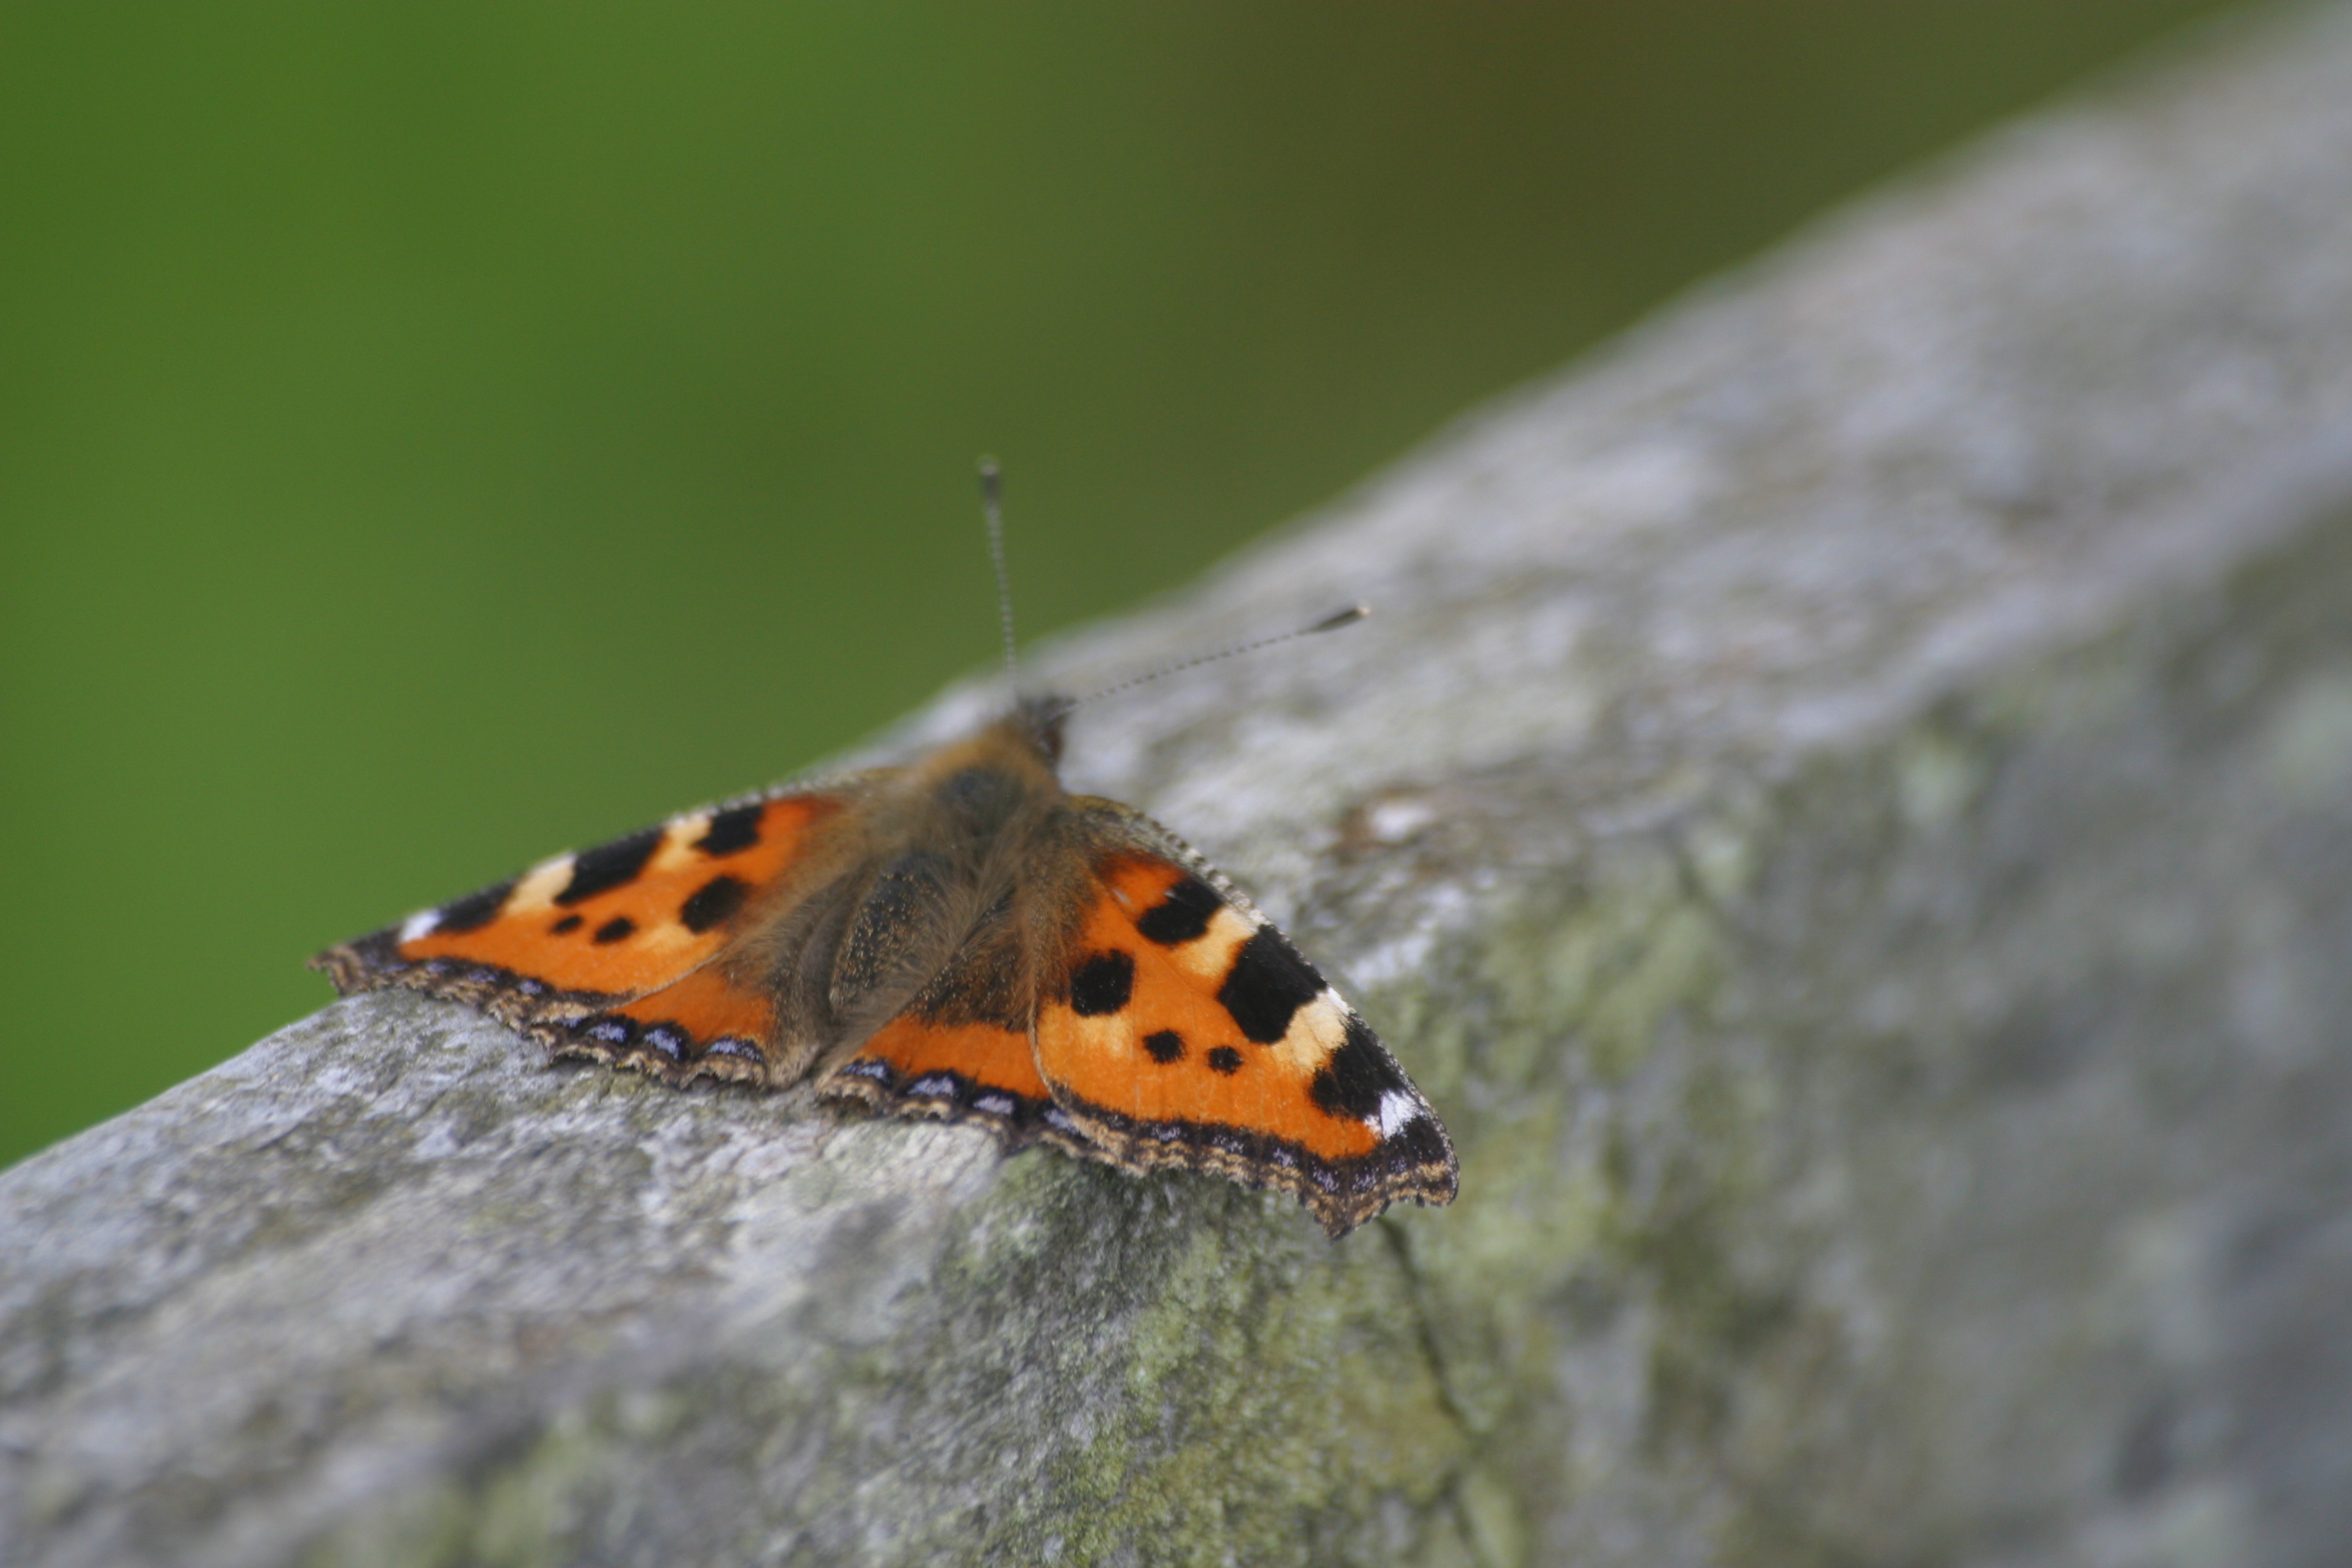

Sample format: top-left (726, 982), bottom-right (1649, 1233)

top-left (8, 5), bottom-right (2352, 1565)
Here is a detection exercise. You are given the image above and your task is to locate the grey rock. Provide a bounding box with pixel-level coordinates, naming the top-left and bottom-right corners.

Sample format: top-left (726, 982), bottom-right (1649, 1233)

top-left (8, 4), bottom-right (2352, 1563)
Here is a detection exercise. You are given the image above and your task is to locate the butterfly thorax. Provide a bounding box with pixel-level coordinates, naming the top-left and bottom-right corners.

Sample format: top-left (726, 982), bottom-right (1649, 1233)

top-left (732, 704), bottom-right (1078, 1076)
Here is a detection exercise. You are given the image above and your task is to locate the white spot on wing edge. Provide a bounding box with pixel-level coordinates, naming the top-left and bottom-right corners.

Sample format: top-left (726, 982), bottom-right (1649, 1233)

top-left (398, 909), bottom-right (439, 942)
top-left (1370, 1089), bottom-right (1422, 1139)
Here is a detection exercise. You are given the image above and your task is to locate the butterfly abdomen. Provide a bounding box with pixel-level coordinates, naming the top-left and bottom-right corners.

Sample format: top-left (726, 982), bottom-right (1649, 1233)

top-left (829, 848), bottom-right (959, 1010)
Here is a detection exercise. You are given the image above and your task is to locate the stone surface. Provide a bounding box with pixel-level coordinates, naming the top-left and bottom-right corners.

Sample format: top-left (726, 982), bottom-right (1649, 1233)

top-left (8, 4), bottom-right (2352, 1564)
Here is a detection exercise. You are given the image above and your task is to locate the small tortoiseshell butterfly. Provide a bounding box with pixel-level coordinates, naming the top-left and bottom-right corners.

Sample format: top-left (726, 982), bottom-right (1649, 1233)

top-left (314, 470), bottom-right (1456, 1236)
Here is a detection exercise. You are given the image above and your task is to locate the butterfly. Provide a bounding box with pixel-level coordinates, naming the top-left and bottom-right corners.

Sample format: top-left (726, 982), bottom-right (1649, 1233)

top-left (313, 478), bottom-right (1456, 1237)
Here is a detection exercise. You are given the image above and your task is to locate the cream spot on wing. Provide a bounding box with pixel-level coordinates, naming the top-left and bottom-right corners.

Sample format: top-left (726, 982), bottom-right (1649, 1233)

top-left (1266, 991), bottom-right (1351, 1076)
top-left (628, 920), bottom-right (705, 959)
top-left (1371, 1088), bottom-right (1422, 1139)
top-left (503, 854), bottom-right (578, 916)
top-left (648, 811), bottom-right (714, 874)
top-left (399, 909), bottom-right (439, 942)
top-left (1169, 907), bottom-right (1256, 982)
top-left (1057, 1008), bottom-right (1132, 1066)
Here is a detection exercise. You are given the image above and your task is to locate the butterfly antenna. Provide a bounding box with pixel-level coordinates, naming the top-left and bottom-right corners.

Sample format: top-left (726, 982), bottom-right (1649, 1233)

top-left (978, 457), bottom-right (1021, 690)
top-left (1064, 603), bottom-right (1369, 711)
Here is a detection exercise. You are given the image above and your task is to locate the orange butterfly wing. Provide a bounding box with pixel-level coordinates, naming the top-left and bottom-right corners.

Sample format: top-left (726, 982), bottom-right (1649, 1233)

top-left (1028, 805), bottom-right (1457, 1236)
top-left (317, 755), bottom-right (1458, 1236)
top-left (313, 789), bottom-right (848, 1077)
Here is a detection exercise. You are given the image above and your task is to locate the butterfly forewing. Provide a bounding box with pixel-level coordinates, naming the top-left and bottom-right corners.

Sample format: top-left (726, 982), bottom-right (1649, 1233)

top-left (313, 789), bottom-right (851, 1057)
top-left (1027, 802), bottom-right (1457, 1236)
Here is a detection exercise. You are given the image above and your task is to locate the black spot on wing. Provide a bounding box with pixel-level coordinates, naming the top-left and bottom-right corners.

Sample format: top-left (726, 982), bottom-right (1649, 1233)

top-left (1309, 1015), bottom-right (1409, 1121)
top-left (1135, 876), bottom-right (1222, 945)
top-left (1070, 950), bottom-right (1136, 1017)
top-left (695, 805), bottom-right (763, 857)
top-left (1207, 1045), bottom-right (1243, 1075)
top-left (550, 914), bottom-right (583, 935)
top-left (433, 880), bottom-right (515, 936)
top-left (1143, 1029), bottom-right (1184, 1063)
top-left (1217, 927), bottom-right (1325, 1044)
top-left (593, 916), bottom-right (636, 944)
top-left (1381, 1113), bottom-right (1450, 1164)
top-left (556, 828), bottom-right (664, 906)
top-left (680, 874), bottom-right (749, 933)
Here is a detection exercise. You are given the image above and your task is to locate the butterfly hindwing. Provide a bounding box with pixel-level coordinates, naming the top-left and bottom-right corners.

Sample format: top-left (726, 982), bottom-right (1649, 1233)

top-left (1030, 801), bottom-right (1457, 1236)
top-left (564, 962), bottom-right (783, 1086)
top-left (312, 787), bottom-right (852, 1055)
top-left (818, 892), bottom-right (1089, 1155)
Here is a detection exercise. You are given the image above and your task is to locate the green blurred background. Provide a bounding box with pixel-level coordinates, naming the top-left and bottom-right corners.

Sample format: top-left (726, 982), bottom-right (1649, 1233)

top-left (0, 2), bottom-right (2243, 1168)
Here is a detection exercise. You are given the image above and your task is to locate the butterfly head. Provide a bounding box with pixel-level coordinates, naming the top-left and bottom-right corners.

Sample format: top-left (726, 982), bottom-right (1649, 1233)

top-left (1011, 692), bottom-right (1071, 769)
